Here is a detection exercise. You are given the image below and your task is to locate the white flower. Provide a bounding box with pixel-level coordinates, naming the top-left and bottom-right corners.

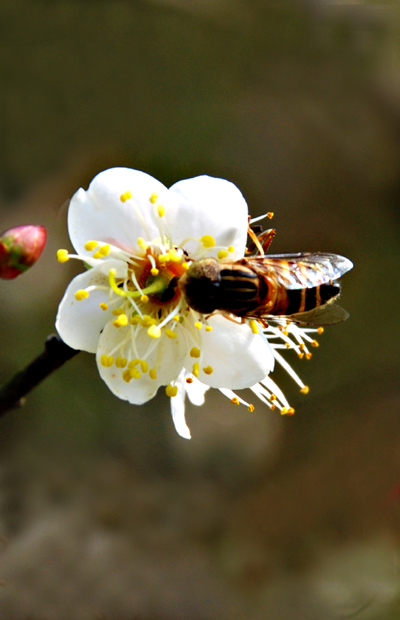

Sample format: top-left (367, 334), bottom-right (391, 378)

top-left (56, 167), bottom-right (316, 439)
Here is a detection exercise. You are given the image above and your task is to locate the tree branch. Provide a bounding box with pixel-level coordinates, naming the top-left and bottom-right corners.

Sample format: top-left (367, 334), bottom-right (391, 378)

top-left (0, 335), bottom-right (79, 417)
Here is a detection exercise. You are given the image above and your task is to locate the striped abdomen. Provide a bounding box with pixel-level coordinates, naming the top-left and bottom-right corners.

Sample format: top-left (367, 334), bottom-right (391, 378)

top-left (217, 263), bottom-right (267, 316)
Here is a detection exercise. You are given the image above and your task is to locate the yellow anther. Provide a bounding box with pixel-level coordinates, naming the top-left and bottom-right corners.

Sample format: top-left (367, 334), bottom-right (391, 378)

top-left (122, 369), bottom-right (132, 383)
top-left (169, 248), bottom-right (182, 262)
top-left (130, 315), bottom-right (141, 325)
top-left (228, 246), bottom-right (235, 253)
top-left (129, 368), bottom-right (141, 379)
top-left (195, 322), bottom-right (202, 330)
top-left (281, 407), bottom-right (289, 415)
top-left (120, 191), bottom-right (132, 202)
top-left (149, 193), bottom-right (158, 204)
top-left (300, 386), bottom-right (310, 394)
top-left (115, 357), bottom-right (127, 368)
top-left (249, 319), bottom-right (259, 334)
top-left (100, 354), bottom-right (114, 367)
top-left (84, 241), bottom-right (98, 251)
top-left (190, 347), bottom-right (201, 358)
top-left (287, 407), bottom-right (295, 415)
top-left (128, 359), bottom-right (140, 368)
top-left (317, 327), bottom-right (324, 334)
top-left (306, 352), bottom-right (312, 360)
top-left (270, 404), bottom-right (276, 411)
top-left (140, 295), bottom-right (149, 304)
top-left (297, 352), bottom-right (304, 359)
top-left (157, 205), bottom-right (166, 217)
top-left (158, 252), bottom-right (170, 263)
top-left (112, 308), bottom-right (125, 316)
top-left (181, 262), bottom-right (189, 271)
top-left (165, 328), bottom-right (177, 339)
top-left (74, 289), bottom-right (89, 301)
top-left (92, 251), bottom-right (103, 259)
top-left (270, 394), bottom-right (277, 401)
top-left (312, 340), bottom-right (319, 348)
top-left (140, 360), bottom-right (149, 373)
top-left (99, 302), bottom-right (108, 311)
top-left (203, 366), bottom-right (213, 375)
top-left (57, 249), bottom-right (70, 263)
top-left (218, 249), bottom-right (228, 260)
top-left (166, 384), bottom-right (178, 397)
top-left (149, 368), bottom-right (157, 380)
top-left (138, 237), bottom-right (148, 250)
top-left (205, 325), bottom-right (213, 332)
top-left (248, 404), bottom-right (255, 412)
top-left (99, 244), bottom-right (110, 256)
top-left (173, 315), bottom-right (180, 322)
top-left (231, 397), bottom-right (240, 406)
top-left (141, 315), bottom-right (156, 327)
top-left (192, 362), bottom-right (200, 377)
top-left (299, 343), bottom-right (305, 351)
top-left (267, 212), bottom-right (274, 219)
top-left (148, 324), bottom-right (161, 338)
top-left (151, 268), bottom-right (159, 276)
top-left (201, 235), bottom-right (216, 248)
top-left (285, 343), bottom-right (291, 349)
top-left (186, 377), bottom-right (193, 384)
top-left (113, 314), bottom-right (128, 328)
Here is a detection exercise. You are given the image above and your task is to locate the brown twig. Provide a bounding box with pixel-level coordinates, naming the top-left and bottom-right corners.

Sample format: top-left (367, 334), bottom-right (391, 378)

top-left (0, 335), bottom-right (79, 417)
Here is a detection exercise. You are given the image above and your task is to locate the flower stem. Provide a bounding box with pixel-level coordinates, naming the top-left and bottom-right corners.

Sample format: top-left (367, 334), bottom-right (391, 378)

top-left (0, 335), bottom-right (79, 418)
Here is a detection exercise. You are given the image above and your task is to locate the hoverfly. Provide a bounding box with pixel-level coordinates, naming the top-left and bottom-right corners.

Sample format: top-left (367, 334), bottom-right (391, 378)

top-left (178, 227), bottom-right (353, 326)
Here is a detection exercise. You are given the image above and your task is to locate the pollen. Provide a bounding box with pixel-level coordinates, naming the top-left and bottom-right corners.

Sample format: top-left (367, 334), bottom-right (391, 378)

top-left (100, 354), bottom-right (114, 367)
top-left (99, 244), bottom-right (110, 256)
top-left (140, 295), bottom-right (149, 304)
top-left (182, 262), bottom-right (189, 271)
top-left (99, 302), bottom-right (108, 311)
top-left (130, 315), bottom-right (141, 325)
top-left (130, 368), bottom-right (141, 380)
top-left (112, 308), bottom-right (125, 316)
top-left (113, 314), bottom-right (128, 327)
top-left (231, 397), bottom-right (240, 405)
top-left (140, 360), bottom-right (149, 373)
top-left (151, 268), bottom-right (159, 276)
top-left (201, 235), bottom-right (216, 248)
top-left (192, 362), bottom-right (200, 377)
top-left (120, 191), bottom-right (132, 202)
top-left (270, 394), bottom-right (277, 401)
top-left (115, 356), bottom-right (127, 368)
top-left (186, 377), bottom-right (193, 384)
top-left (267, 212), bottom-right (274, 219)
top-left (312, 340), bottom-right (319, 348)
top-left (122, 369), bottom-right (132, 383)
top-left (194, 322), bottom-right (202, 330)
top-left (149, 368), bottom-right (157, 380)
top-left (165, 329), bottom-right (177, 339)
top-left (74, 289), bottom-right (89, 301)
top-left (84, 241), bottom-right (98, 251)
top-left (317, 327), bottom-right (324, 334)
top-left (228, 246), bottom-right (234, 253)
top-left (57, 249), bottom-right (70, 263)
top-left (205, 325), bottom-right (213, 332)
top-left (306, 352), bottom-right (312, 360)
top-left (173, 315), bottom-right (180, 322)
top-left (138, 237), bottom-right (148, 250)
top-left (249, 319), bottom-right (259, 334)
top-left (148, 324), bottom-right (161, 338)
top-left (157, 205), bottom-right (166, 217)
top-left (149, 193), bottom-right (158, 204)
top-left (248, 404), bottom-right (255, 412)
top-left (190, 347), bottom-right (201, 358)
top-left (166, 384), bottom-right (178, 397)
top-left (218, 249), bottom-right (228, 260)
top-left (203, 366), bottom-right (213, 375)
top-left (128, 359), bottom-right (140, 368)
top-left (141, 315), bottom-right (157, 327)
top-left (300, 386), bottom-right (310, 394)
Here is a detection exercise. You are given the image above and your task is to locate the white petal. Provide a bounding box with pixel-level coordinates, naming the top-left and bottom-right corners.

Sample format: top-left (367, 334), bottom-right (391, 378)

top-left (185, 314), bottom-right (274, 389)
top-left (68, 168), bottom-right (170, 256)
top-left (169, 371), bottom-right (191, 439)
top-left (55, 259), bottom-right (128, 353)
top-left (96, 321), bottom-right (188, 405)
top-left (167, 176), bottom-right (248, 259)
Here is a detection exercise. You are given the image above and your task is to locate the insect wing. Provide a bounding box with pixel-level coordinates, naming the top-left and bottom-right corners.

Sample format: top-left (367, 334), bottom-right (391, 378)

top-left (248, 253), bottom-right (353, 289)
top-left (270, 302), bottom-right (350, 326)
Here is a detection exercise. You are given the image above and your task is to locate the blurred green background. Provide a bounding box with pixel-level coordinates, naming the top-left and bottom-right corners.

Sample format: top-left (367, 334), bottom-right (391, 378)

top-left (1, 1), bottom-right (400, 618)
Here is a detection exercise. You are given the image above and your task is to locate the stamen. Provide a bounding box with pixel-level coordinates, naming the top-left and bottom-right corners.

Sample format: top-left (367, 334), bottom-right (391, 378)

top-left (113, 314), bottom-right (128, 328)
top-left (149, 368), bottom-right (157, 380)
top-left (190, 347), bottom-right (201, 358)
top-left (228, 246), bottom-right (234, 253)
top-left (203, 366), bottom-right (213, 375)
top-left (84, 241), bottom-right (98, 251)
top-left (186, 377), bottom-right (193, 384)
top-left (165, 329), bottom-right (177, 339)
top-left (148, 325), bottom-right (161, 338)
top-left (249, 319), bottom-right (259, 334)
top-left (218, 249), bottom-right (228, 260)
top-left (300, 386), bottom-right (309, 394)
top-left (192, 362), bottom-right (200, 377)
top-left (201, 235), bottom-right (216, 248)
top-left (195, 322), bottom-right (202, 330)
top-left (166, 385), bottom-right (178, 397)
top-left (99, 302), bottom-right (108, 311)
top-left (205, 325), bottom-right (213, 332)
top-left (74, 290), bottom-right (89, 301)
top-left (57, 249), bottom-right (70, 263)
top-left (157, 205), bottom-right (166, 217)
top-left (138, 237), bottom-right (148, 250)
top-left (149, 193), bottom-right (158, 204)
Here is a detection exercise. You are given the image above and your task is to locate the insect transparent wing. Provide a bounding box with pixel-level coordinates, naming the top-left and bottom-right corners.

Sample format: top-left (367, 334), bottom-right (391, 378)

top-left (269, 302), bottom-right (350, 326)
top-left (248, 253), bottom-right (353, 289)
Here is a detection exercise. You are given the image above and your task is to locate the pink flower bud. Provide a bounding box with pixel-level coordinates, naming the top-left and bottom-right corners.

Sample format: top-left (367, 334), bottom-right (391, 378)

top-left (0, 225), bottom-right (47, 279)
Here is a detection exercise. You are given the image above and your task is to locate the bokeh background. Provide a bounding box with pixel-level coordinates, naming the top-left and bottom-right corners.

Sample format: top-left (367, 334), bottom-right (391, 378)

top-left (1, 0), bottom-right (400, 618)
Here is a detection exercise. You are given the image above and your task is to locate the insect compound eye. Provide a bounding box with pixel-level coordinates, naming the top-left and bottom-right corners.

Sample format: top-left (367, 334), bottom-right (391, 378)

top-left (178, 258), bottom-right (221, 314)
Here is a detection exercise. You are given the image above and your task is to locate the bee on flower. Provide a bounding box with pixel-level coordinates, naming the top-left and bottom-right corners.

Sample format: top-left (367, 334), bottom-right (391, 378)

top-left (56, 168), bottom-right (352, 439)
